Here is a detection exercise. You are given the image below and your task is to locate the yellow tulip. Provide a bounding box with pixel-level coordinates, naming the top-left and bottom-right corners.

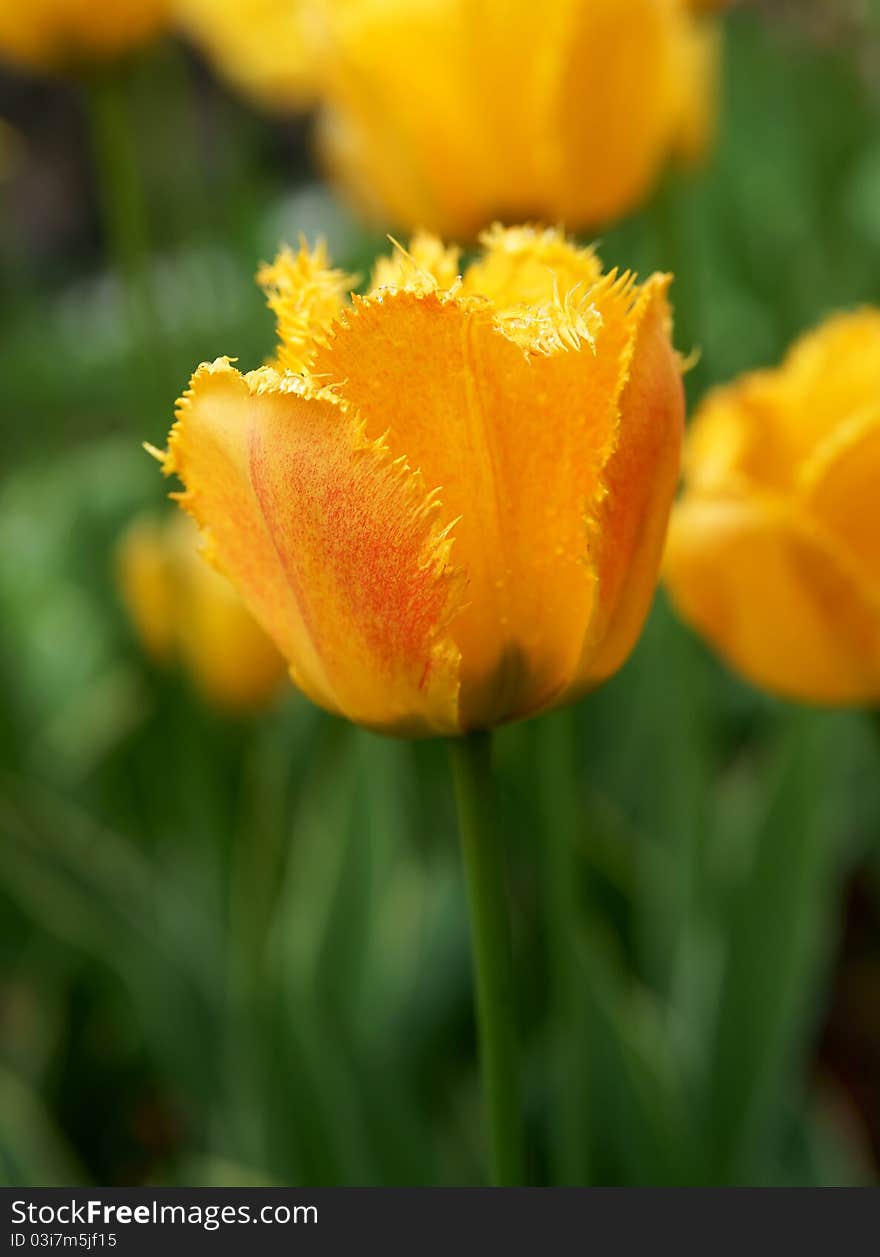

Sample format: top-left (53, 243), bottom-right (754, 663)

top-left (311, 0), bottom-right (720, 236)
top-left (665, 310), bottom-right (880, 705)
top-left (0, 0), bottom-right (169, 72)
top-left (118, 512), bottom-right (287, 711)
top-left (153, 226), bottom-right (684, 737)
top-left (174, 0), bottom-right (314, 111)
top-left (172, 0), bottom-right (721, 235)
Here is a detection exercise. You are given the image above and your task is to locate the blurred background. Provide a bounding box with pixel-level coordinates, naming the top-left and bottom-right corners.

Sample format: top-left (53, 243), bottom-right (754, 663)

top-left (2, 0), bottom-right (880, 1187)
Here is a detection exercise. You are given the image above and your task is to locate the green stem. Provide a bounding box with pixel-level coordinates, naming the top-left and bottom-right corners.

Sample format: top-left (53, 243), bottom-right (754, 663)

top-left (448, 731), bottom-right (524, 1186)
top-left (537, 707), bottom-right (590, 1184)
top-left (84, 66), bottom-right (162, 375)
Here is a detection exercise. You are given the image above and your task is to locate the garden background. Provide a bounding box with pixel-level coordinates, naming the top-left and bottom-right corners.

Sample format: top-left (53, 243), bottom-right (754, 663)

top-left (2, 0), bottom-right (880, 1187)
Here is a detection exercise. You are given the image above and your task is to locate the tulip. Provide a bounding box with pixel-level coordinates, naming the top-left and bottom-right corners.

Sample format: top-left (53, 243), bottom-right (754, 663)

top-left (154, 226), bottom-right (684, 738)
top-left (118, 512), bottom-right (287, 711)
top-left (174, 0), bottom-right (722, 236)
top-left (664, 310), bottom-right (880, 704)
top-left (174, 0), bottom-right (314, 111)
top-left (0, 0), bottom-right (169, 71)
top-left (153, 225), bottom-right (683, 1182)
top-left (316, 0), bottom-right (722, 235)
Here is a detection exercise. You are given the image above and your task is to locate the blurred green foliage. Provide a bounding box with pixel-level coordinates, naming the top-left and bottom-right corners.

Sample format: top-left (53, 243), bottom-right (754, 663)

top-left (1, 7), bottom-right (880, 1186)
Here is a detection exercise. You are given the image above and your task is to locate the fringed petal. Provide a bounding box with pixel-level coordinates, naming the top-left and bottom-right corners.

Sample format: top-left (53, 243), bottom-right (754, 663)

top-left (311, 265), bottom-right (665, 728)
top-left (257, 239), bottom-right (358, 373)
top-left (578, 274), bottom-right (685, 686)
top-left (161, 358), bottom-right (463, 736)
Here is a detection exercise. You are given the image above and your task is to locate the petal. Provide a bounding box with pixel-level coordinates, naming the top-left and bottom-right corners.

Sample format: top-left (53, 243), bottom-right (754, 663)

top-left (664, 492), bottom-right (880, 704)
top-left (257, 240), bottom-right (357, 373)
top-left (0, 1), bottom-right (167, 69)
top-left (163, 359), bottom-right (463, 737)
top-left (800, 406), bottom-right (880, 583)
top-left (680, 381), bottom-right (769, 492)
top-left (744, 310), bottom-right (880, 487)
top-left (312, 274), bottom-right (647, 728)
top-left (462, 224), bottom-right (602, 310)
top-left (313, 1), bottom-right (694, 235)
top-left (579, 275), bottom-right (685, 686)
top-left (176, 0), bottom-right (318, 111)
top-left (779, 311), bottom-right (880, 453)
top-left (314, 2), bottom-right (492, 235)
top-left (369, 232), bottom-right (461, 295)
top-left (549, 0), bottom-right (685, 225)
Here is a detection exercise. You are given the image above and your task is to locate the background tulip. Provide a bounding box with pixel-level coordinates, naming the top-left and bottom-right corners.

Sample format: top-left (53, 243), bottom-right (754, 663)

top-left (174, 0), bottom-right (721, 236)
top-left (174, 0), bottom-right (316, 111)
top-left (665, 310), bottom-right (880, 704)
top-left (0, 0), bottom-right (169, 71)
top-left (118, 511), bottom-right (287, 710)
top-left (319, 0), bottom-right (721, 235)
top-left (158, 228), bottom-right (684, 736)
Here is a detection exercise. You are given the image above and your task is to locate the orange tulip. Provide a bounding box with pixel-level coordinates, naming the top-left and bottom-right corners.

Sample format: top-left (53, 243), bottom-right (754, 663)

top-left (154, 227), bottom-right (684, 736)
top-left (0, 0), bottom-right (169, 71)
top-left (665, 310), bottom-right (880, 704)
top-left (118, 512), bottom-right (287, 711)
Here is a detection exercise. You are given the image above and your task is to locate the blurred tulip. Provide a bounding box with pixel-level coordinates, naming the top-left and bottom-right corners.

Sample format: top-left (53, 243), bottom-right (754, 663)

top-left (174, 0), bottom-right (315, 111)
top-left (0, 0), bottom-right (169, 72)
top-left (312, 0), bottom-right (722, 235)
top-left (155, 226), bottom-right (684, 736)
top-left (173, 0), bottom-right (723, 235)
top-left (665, 310), bottom-right (880, 704)
top-left (118, 512), bottom-right (287, 711)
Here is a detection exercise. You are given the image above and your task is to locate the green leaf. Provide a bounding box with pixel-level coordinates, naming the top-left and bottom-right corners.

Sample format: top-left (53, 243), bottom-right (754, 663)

top-left (705, 713), bottom-right (846, 1182)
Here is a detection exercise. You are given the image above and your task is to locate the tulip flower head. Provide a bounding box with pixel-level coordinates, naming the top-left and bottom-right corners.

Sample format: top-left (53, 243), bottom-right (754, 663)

top-left (176, 0), bottom-right (722, 236)
top-left (154, 227), bottom-right (683, 737)
top-left (313, 0), bottom-right (720, 235)
top-left (118, 512), bottom-right (287, 711)
top-left (665, 310), bottom-right (880, 705)
top-left (0, 0), bottom-right (169, 72)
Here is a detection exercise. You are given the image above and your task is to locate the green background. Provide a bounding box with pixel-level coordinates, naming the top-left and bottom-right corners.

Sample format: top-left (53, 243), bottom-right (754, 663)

top-left (1, 2), bottom-right (880, 1186)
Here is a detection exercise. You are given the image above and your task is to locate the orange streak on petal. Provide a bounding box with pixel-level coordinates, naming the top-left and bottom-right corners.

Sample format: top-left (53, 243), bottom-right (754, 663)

top-left (163, 359), bottom-right (462, 736)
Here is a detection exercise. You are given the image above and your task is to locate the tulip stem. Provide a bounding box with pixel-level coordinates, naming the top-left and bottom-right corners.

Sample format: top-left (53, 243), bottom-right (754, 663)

top-left (448, 731), bottom-right (524, 1186)
top-left (537, 707), bottom-right (591, 1184)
